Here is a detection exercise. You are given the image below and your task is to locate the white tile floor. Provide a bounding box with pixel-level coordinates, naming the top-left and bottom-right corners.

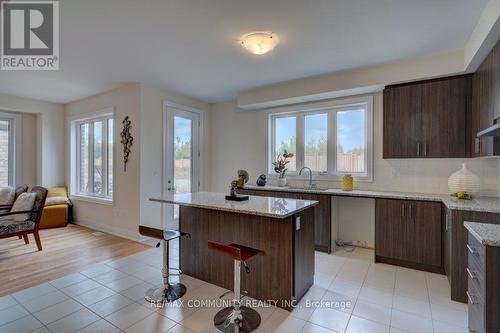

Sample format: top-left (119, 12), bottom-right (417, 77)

top-left (0, 246), bottom-right (468, 333)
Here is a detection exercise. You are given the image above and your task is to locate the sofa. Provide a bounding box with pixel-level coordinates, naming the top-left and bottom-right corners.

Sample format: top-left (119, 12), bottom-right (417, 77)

top-left (39, 187), bottom-right (72, 229)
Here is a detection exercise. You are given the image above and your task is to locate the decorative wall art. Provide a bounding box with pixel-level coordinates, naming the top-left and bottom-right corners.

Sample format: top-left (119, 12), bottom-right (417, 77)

top-left (120, 116), bottom-right (133, 171)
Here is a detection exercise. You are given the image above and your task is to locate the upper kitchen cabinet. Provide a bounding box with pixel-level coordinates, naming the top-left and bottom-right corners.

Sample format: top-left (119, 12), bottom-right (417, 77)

top-left (471, 40), bottom-right (500, 157)
top-left (383, 84), bottom-right (422, 158)
top-left (383, 75), bottom-right (471, 159)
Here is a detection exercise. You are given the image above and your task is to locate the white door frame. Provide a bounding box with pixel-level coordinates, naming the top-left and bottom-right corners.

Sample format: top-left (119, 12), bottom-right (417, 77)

top-left (162, 100), bottom-right (203, 227)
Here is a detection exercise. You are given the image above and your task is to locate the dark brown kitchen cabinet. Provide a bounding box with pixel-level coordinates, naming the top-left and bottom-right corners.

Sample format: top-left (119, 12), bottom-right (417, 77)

top-left (471, 40), bottom-right (500, 157)
top-left (383, 75), bottom-right (471, 159)
top-left (236, 188), bottom-right (331, 253)
top-left (383, 85), bottom-right (422, 158)
top-left (375, 198), bottom-right (443, 273)
top-left (445, 208), bottom-right (500, 303)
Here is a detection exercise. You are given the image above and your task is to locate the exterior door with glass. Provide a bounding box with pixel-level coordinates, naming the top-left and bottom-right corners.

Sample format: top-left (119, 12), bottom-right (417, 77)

top-left (163, 103), bottom-right (200, 229)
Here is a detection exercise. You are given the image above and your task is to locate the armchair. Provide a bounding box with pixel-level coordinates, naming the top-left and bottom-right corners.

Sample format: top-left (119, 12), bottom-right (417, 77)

top-left (0, 186), bottom-right (48, 251)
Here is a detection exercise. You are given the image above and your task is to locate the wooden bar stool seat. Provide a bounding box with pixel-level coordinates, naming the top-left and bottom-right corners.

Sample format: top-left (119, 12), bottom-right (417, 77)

top-left (208, 241), bottom-right (265, 333)
top-left (139, 225), bottom-right (190, 304)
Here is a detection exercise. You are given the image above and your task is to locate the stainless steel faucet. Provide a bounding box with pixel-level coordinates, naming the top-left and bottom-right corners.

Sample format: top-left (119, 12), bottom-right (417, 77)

top-left (299, 166), bottom-right (315, 189)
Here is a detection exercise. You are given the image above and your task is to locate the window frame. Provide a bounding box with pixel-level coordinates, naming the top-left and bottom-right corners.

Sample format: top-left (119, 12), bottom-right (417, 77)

top-left (267, 96), bottom-right (373, 182)
top-left (70, 109), bottom-right (114, 203)
top-left (0, 111), bottom-right (22, 187)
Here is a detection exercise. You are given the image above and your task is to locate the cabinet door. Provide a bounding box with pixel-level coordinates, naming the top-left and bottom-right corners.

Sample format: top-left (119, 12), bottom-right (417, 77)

top-left (421, 76), bottom-right (469, 158)
top-left (301, 193), bottom-right (331, 253)
top-left (409, 201), bottom-right (442, 267)
top-left (383, 86), bottom-right (422, 158)
top-left (375, 199), bottom-right (411, 261)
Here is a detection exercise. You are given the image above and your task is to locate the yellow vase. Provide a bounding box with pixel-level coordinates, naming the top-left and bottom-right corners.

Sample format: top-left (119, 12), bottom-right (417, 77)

top-left (342, 174), bottom-right (353, 191)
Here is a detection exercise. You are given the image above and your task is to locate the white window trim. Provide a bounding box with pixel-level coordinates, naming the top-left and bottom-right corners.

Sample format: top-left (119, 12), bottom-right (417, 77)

top-left (266, 96), bottom-right (373, 182)
top-left (69, 108), bottom-right (115, 204)
top-left (0, 111), bottom-right (22, 186)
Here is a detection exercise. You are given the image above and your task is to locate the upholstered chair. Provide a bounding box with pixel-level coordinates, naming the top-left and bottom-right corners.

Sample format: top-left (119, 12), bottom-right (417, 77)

top-left (0, 186), bottom-right (48, 251)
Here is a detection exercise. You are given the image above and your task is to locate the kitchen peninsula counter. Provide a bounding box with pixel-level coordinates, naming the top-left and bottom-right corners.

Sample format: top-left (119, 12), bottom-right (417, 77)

top-left (149, 192), bottom-right (318, 310)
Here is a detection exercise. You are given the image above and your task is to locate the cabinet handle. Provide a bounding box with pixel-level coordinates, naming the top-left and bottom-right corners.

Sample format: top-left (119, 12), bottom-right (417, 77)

top-left (466, 267), bottom-right (477, 280)
top-left (417, 143), bottom-right (421, 156)
top-left (401, 204), bottom-right (405, 217)
top-left (424, 143), bottom-right (428, 157)
top-left (466, 290), bottom-right (477, 305)
top-left (467, 244), bottom-right (478, 255)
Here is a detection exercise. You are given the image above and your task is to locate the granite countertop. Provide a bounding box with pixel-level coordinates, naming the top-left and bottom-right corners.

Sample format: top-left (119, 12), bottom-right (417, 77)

top-left (464, 222), bottom-right (500, 247)
top-left (243, 185), bottom-right (500, 214)
top-left (150, 192), bottom-right (318, 219)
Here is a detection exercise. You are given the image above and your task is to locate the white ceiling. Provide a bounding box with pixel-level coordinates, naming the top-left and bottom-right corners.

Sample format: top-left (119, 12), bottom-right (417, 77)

top-left (0, 0), bottom-right (488, 104)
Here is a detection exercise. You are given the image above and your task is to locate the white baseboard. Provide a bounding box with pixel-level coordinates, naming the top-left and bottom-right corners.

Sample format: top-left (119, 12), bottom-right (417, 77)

top-left (73, 219), bottom-right (150, 243)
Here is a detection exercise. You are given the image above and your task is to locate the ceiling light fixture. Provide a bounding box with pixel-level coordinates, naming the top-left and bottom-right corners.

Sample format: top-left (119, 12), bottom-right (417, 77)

top-left (240, 32), bottom-right (279, 55)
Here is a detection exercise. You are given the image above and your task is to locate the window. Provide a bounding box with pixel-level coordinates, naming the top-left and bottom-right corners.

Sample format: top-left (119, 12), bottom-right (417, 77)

top-left (72, 112), bottom-right (114, 200)
top-left (0, 118), bottom-right (12, 187)
top-left (269, 97), bottom-right (373, 180)
top-left (274, 116), bottom-right (296, 171)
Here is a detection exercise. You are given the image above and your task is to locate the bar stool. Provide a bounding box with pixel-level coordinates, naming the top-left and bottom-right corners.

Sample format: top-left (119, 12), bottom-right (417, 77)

top-left (208, 241), bottom-right (265, 333)
top-left (139, 226), bottom-right (190, 304)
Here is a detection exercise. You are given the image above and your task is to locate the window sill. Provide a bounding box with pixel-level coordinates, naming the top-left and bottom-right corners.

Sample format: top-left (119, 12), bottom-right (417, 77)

top-left (267, 173), bottom-right (374, 183)
top-left (70, 194), bottom-right (114, 206)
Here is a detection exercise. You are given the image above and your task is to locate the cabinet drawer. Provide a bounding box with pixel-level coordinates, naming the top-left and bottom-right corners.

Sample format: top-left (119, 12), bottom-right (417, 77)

top-left (468, 233), bottom-right (486, 270)
top-left (467, 278), bottom-right (485, 333)
top-left (467, 253), bottom-right (485, 300)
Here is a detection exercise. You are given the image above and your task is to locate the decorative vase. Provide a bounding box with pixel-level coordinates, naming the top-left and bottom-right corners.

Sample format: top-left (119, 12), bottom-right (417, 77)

top-left (342, 174), bottom-right (353, 191)
top-left (448, 163), bottom-right (481, 196)
top-left (277, 177), bottom-right (287, 187)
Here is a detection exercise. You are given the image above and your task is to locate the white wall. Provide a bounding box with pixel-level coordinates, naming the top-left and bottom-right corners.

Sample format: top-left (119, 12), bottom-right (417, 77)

top-left (0, 92), bottom-right (64, 187)
top-left (65, 83), bottom-right (142, 240)
top-left (139, 85), bottom-right (210, 229)
top-left (209, 94), bottom-right (500, 248)
top-left (237, 50), bottom-right (465, 109)
top-left (21, 113), bottom-right (37, 187)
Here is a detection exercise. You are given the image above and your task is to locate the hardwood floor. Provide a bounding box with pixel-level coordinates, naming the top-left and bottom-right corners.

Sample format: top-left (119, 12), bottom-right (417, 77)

top-left (0, 224), bottom-right (151, 295)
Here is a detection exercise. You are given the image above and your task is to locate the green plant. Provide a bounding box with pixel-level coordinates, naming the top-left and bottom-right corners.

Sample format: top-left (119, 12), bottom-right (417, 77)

top-left (272, 150), bottom-right (294, 178)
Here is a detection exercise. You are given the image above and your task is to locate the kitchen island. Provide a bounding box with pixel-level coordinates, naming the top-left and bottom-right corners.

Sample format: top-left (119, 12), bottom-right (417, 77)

top-left (150, 192), bottom-right (318, 310)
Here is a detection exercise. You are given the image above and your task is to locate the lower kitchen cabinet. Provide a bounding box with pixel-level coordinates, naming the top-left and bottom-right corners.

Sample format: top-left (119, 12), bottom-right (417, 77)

top-left (445, 208), bottom-right (500, 303)
top-left (237, 188), bottom-right (331, 253)
top-left (375, 198), bottom-right (443, 273)
top-left (466, 230), bottom-right (500, 333)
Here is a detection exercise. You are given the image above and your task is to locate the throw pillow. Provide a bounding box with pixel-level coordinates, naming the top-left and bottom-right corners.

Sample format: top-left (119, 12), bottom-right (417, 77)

top-left (11, 193), bottom-right (36, 222)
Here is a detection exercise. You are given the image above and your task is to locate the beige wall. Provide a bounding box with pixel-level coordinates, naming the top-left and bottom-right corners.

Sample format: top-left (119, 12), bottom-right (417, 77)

top-left (139, 85), bottom-right (210, 229)
top-left (64, 83), bottom-right (209, 239)
top-left (237, 50), bottom-right (465, 109)
top-left (65, 83), bottom-right (141, 240)
top-left (21, 113), bottom-right (37, 187)
top-left (209, 95), bottom-right (500, 247)
top-left (0, 92), bottom-right (65, 187)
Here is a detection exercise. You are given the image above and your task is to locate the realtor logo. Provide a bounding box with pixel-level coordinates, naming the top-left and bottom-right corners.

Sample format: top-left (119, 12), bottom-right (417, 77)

top-left (1, 0), bottom-right (59, 70)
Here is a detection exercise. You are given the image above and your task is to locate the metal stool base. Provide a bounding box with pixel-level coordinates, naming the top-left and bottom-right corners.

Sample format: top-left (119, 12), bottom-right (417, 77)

top-left (145, 283), bottom-right (186, 303)
top-left (214, 306), bottom-right (261, 333)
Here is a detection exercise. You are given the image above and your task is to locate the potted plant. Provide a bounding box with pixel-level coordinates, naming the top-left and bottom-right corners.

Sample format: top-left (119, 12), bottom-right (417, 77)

top-left (272, 150), bottom-right (294, 187)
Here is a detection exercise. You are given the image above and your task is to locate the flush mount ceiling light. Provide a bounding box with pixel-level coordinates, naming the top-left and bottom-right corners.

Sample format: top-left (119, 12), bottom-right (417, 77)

top-left (240, 32), bottom-right (279, 55)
